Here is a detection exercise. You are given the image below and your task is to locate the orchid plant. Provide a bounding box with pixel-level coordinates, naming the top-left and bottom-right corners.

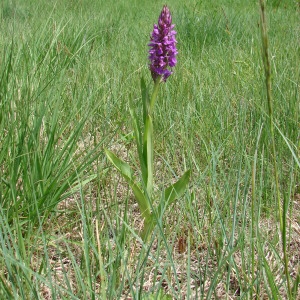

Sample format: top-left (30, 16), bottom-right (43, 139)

top-left (105, 6), bottom-right (190, 241)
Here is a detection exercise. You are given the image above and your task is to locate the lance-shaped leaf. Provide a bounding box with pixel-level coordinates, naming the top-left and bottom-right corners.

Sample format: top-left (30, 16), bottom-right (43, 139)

top-left (142, 168), bottom-right (191, 242)
top-left (140, 213), bottom-right (155, 242)
top-left (141, 77), bottom-right (150, 123)
top-left (158, 169), bottom-right (191, 214)
top-left (105, 149), bottom-right (151, 219)
top-left (129, 105), bottom-right (148, 185)
top-left (143, 115), bottom-right (154, 197)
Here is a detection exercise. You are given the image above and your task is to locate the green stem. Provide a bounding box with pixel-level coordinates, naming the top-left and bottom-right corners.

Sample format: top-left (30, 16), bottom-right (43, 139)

top-left (144, 78), bottom-right (161, 196)
top-left (259, 0), bottom-right (282, 231)
top-left (259, 0), bottom-right (291, 297)
top-left (251, 125), bottom-right (262, 297)
top-left (141, 78), bottom-right (161, 240)
top-left (149, 77), bottom-right (161, 116)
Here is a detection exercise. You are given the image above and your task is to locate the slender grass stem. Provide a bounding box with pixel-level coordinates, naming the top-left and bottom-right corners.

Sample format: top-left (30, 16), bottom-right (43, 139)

top-left (96, 220), bottom-right (107, 299)
top-left (252, 125), bottom-right (263, 297)
top-left (259, 0), bottom-right (292, 297)
top-left (259, 0), bottom-right (282, 229)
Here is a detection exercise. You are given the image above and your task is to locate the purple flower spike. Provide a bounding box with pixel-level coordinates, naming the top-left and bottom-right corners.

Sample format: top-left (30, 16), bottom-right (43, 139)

top-left (148, 5), bottom-right (178, 82)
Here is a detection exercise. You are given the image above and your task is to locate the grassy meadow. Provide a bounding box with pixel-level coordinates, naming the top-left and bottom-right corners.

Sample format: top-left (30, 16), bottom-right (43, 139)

top-left (0, 0), bottom-right (299, 298)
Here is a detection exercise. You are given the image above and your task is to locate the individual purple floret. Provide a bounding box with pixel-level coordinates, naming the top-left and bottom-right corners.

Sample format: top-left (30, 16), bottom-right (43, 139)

top-left (148, 5), bottom-right (178, 82)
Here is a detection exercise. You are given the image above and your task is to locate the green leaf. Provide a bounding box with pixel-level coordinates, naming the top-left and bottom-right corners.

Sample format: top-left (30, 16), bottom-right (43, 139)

top-left (163, 169), bottom-right (191, 208)
top-left (141, 76), bottom-right (150, 123)
top-left (131, 182), bottom-right (151, 219)
top-left (262, 258), bottom-right (280, 299)
top-left (129, 105), bottom-right (147, 185)
top-left (292, 270), bottom-right (300, 299)
top-left (145, 289), bottom-right (172, 300)
top-left (274, 122), bottom-right (300, 169)
top-left (143, 115), bottom-right (154, 196)
top-left (140, 213), bottom-right (155, 241)
top-left (105, 149), bottom-right (151, 219)
top-left (105, 149), bottom-right (133, 180)
top-left (66, 174), bottom-right (98, 194)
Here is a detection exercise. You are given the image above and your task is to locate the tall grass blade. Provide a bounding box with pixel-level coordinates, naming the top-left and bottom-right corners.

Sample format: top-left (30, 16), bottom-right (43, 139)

top-left (259, 0), bottom-right (292, 297)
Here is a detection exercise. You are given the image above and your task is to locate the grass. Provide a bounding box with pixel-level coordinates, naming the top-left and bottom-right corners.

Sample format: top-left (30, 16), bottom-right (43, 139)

top-left (0, 0), bottom-right (299, 298)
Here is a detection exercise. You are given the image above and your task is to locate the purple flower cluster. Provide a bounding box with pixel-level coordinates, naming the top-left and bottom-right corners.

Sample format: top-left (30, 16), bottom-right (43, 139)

top-left (148, 5), bottom-right (178, 82)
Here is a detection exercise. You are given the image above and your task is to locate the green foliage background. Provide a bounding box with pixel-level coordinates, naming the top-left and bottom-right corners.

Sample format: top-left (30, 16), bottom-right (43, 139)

top-left (0, 0), bottom-right (299, 298)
